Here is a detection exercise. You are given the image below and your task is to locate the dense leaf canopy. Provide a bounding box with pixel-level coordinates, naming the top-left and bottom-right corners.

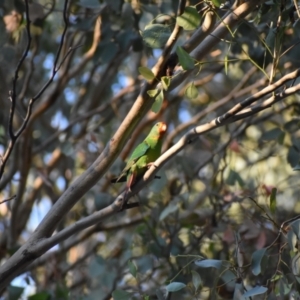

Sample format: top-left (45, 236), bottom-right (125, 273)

top-left (1, 0), bottom-right (300, 299)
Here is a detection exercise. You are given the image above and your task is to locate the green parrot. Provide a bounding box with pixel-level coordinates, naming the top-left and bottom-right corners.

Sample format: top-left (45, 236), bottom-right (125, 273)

top-left (111, 122), bottom-right (167, 195)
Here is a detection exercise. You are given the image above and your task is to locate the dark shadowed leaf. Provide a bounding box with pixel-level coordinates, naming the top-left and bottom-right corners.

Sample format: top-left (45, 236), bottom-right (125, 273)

top-left (284, 119), bottom-right (300, 133)
top-left (261, 128), bottom-right (284, 141)
top-left (79, 0), bottom-right (101, 8)
top-left (112, 289), bottom-right (132, 300)
top-left (28, 291), bottom-right (51, 300)
top-left (7, 285), bottom-right (24, 300)
top-left (226, 169), bottom-right (244, 187)
top-left (288, 145), bottom-right (300, 169)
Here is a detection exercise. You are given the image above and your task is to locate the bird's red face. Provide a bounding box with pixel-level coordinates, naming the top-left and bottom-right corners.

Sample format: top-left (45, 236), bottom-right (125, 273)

top-left (156, 122), bottom-right (167, 137)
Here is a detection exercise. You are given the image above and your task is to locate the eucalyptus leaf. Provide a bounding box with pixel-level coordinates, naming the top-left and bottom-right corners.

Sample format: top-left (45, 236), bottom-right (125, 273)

top-left (166, 282), bottom-right (186, 292)
top-left (251, 248), bottom-right (267, 276)
top-left (185, 82), bottom-right (198, 99)
top-left (243, 286), bottom-right (268, 297)
top-left (176, 46), bottom-right (194, 70)
top-left (191, 270), bottom-right (202, 290)
top-left (194, 259), bottom-right (223, 269)
top-left (112, 289), bottom-right (132, 300)
top-left (176, 6), bottom-right (201, 30)
top-left (138, 66), bottom-right (155, 81)
top-left (151, 89), bottom-right (164, 113)
top-left (142, 24), bottom-right (171, 48)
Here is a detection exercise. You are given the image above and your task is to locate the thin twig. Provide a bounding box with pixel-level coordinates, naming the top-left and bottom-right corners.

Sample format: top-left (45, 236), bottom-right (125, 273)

top-left (0, 0), bottom-right (71, 182)
top-left (0, 195), bottom-right (16, 205)
top-left (0, 0), bottom-right (32, 180)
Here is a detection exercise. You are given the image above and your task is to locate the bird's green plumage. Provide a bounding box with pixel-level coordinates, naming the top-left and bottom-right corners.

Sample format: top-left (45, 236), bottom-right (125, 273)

top-left (113, 122), bottom-right (167, 190)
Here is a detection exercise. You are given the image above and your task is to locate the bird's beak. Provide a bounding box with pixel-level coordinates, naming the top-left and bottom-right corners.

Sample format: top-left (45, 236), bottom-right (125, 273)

top-left (159, 123), bottom-right (167, 133)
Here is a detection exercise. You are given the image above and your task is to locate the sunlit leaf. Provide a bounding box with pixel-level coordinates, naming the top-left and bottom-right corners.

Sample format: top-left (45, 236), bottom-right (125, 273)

top-left (185, 82), bottom-right (198, 99)
top-left (151, 89), bottom-right (164, 113)
top-left (212, 0), bottom-right (222, 7)
top-left (147, 89), bottom-right (159, 97)
top-left (176, 6), bottom-right (201, 30)
top-left (292, 253), bottom-right (300, 276)
top-left (138, 66), bottom-right (155, 81)
top-left (161, 76), bottom-right (171, 90)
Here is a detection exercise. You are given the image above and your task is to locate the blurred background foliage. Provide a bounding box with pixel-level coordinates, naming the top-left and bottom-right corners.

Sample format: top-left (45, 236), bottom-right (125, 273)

top-left (1, 0), bottom-right (300, 299)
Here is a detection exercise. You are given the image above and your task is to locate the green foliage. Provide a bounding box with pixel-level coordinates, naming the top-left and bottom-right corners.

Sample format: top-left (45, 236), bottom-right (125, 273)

top-left (7, 285), bottom-right (24, 300)
top-left (226, 169), bottom-right (245, 187)
top-left (1, 0), bottom-right (300, 299)
top-left (269, 187), bottom-right (277, 214)
top-left (176, 6), bottom-right (201, 30)
top-left (141, 24), bottom-right (171, 48)
top-left (28, 292), bottom-right (51, 300)
top-left (138, 66), bottom-right (155, 81)
top-left (251, 248), bottom-right (267, 276)
top-left (185, 82), bottom-right (199, 99)
top-left (151, 89), bottom-right (164, 113)
top-left (128, 260), bottom-right (137, 278)
top-left (243, 286), bottom-right (268, 297)
top-left (112, 290), bottom-right (132, 300)
top-left (176, 46), bottom-right (195, 70)
top-left (161, 76), bottom-right (171, 91)
top-left (166, 282), bottom-right (186, 292)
